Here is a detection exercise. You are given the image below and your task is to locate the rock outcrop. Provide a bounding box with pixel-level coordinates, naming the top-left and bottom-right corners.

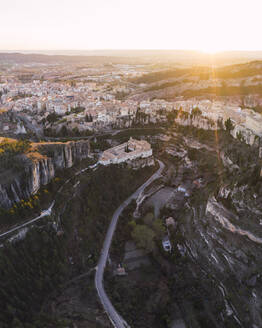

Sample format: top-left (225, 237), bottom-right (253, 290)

top-left (0, 110), bottom-right (41, 137)
top-left (175, 114), bottom-right (217, 130)
top-left (0, 140), bottom-right (90, 209)
top-left (126, 155), bottom-right (155, 169)
top-left (230, 124), bottom-right (260, 146)
top-left (174, 110), bottom-right (262, 150)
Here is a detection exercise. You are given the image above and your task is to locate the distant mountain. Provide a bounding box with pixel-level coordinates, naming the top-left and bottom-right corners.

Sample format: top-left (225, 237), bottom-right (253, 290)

top-left (0, 52), bottom-right (149, 65)
top-left (1, 50), bottom-right (262, 66)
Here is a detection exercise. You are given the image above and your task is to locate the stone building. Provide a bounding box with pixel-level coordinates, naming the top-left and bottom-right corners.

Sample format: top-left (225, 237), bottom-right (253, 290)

top-left (99, 137), bottom-right (153, 165)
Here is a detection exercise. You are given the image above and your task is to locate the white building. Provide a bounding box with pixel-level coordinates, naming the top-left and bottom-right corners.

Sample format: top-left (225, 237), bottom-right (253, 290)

top-left (99, 137), bottom-right (153, 165)
top-left (162, 235), bottom-right (172, 252)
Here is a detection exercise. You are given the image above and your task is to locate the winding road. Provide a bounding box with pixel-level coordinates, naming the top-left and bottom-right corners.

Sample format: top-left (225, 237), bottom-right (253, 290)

top-left (0, 202), bottom-right (55, 239)
top-left (0, 158), bottom-right (164, 327)
top-left (95, 160), bottom-right (165, 328)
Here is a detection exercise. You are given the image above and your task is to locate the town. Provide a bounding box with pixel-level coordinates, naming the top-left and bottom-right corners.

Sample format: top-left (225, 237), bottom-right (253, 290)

top-left (1, 59), bottom-right (262, 146)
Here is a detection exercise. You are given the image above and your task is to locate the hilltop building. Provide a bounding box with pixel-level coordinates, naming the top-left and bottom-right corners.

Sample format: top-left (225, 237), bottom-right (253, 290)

top-left (99, 137), bottom-right (153, 165)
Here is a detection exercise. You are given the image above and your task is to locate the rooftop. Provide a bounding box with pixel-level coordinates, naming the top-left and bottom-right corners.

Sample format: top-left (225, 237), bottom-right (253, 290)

top-left (100, 137), bottom-right (152, 165)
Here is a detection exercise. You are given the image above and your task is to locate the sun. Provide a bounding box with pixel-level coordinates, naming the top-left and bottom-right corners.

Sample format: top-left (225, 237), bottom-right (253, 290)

top-left (200, 46), bottom-right (222, 54)
top-left (202, 48), bottom-right (219, 54)
top-left (198, 42), bottom-right (227, 55)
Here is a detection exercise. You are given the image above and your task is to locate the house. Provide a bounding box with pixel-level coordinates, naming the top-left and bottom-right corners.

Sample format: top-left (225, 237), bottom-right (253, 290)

top-left (162, 235), bottom-right (172, 252)
top-left (178, 185), bottom-right (186, 193)
top-left (178, 185), bottom-right (190, 197)
top-left (116, 264), bottom-right (127, 276)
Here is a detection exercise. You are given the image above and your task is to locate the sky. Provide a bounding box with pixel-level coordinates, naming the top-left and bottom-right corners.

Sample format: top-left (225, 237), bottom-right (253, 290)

top-left (0, 0), bottom-right (262, 53)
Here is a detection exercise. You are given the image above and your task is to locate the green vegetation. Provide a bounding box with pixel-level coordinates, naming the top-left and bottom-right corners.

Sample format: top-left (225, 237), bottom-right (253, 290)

top-left (11, 93), bottom-right (33, 101)
top-left (252, 105), bottom-right (262, 114)
top-left (115, 91), bottom-right (129, 100)
top-left (90, 137), bottom-right (110, 150)
top-left (166, 110), bottom-right (178, 125)
top-left (0, 138), bottom-right (30, 169)
top-left (0, 163), bottom-right (156, 327)
top-left (112, 127), bottom-right (164, 143)
top-left (182, 83), bottom-right (262, 98)
top-left (131, 68), bottom-right (188, 84)
top-left (70, 106), bottom-right (85, 114)
top-left (46, 112), bottom-right (60, 124)
top-left (0, 158), bottom-right (94, 230)
top-left (225, 118), bottom-right (235, 133)
top-left (105, 264), bottom-right (171, 328)
top-left (132, 224), bottom-right (156, 252)
top-left (132, 62), bottom-right (262, 86)
top-left (0, 226), bottom-right (69, 328)
top-left (130, 211), bottom-right (165, 253)
top-left (180, 111), bottom-right (189, 119)
top-left (57, 118), bottom-right (67, 124)
top-left (85, 113), bottom-right (93, 122)
top-left (44, 125), bottom-right (93, 138)
top-left (144, 79), bottom-right (183, 92)
top-left (191, 106), bottom-right (202, 117)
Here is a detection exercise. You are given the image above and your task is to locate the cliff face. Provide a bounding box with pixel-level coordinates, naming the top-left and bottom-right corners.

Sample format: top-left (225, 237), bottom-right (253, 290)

top-left (175, 115), bottom-right (217, 130)
top-left (230, 124), bottom-right (260, 146)
top-left (126, 156), bottom-right (155, 169)
top-left (0, 140), bottom-right (90, 209)
top-left (174, 111), bottom-right (262, 149)
top-left (36, 140), bottom-right (90, 169)
top-left (0, 110), bottom-right (42, 137)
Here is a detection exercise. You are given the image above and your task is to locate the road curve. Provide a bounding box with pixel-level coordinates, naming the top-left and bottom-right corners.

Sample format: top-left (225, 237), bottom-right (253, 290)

top-left (0, 202), bottom-right (55, 239)
top-left (95, 160), bottom-right (165, 328)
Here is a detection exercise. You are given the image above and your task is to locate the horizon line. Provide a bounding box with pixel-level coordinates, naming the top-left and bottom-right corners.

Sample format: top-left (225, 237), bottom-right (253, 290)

top-left (2, 49), bottom-right (262, 53)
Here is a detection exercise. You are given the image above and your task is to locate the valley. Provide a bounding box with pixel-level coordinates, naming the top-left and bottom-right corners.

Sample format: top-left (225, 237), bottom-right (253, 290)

top-left (1, 55), bottom-right (262, 328)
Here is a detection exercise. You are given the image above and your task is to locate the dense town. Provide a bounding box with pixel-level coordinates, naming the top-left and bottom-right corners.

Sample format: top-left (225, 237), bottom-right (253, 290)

top-left (1, 60), bottom-right (262, 144)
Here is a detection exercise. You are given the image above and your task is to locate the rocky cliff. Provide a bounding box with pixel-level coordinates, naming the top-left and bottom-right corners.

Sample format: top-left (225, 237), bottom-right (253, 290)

top-left (175, 114), bottom-right (217, 130)
top-left (0, 110), bottom-right (43, 137)
top-left (0, 140), bottom-right (90, 209)
top-left (230, 123), bottom-right (261, 146)
top-left (174, 110), bottom-right (262, 151)
top-left (126, 155), bottom-right (155, 169)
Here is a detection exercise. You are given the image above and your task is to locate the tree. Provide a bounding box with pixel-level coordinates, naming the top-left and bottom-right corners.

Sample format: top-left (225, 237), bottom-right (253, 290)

top-left (59, 125), bottom-right (68, 136)
top-left (72, 127), bottom-right (80, 136)
top-left (191, 107), bottom-right (202, 117)
top-left (225, 118), bottom-right (234, 133)
top-left (152, 219), bottom-right (165, 239)
top-left (131, 225), bottom-right (155, 252)
top-left (46, 113), bottom-right (59, 124)
top-left (143, 212), bottom-right (154, 226)
top-left (125, 143), bottom-right (131, 153)
top-left (85, 114), bottom-right (93, 122)
top-left (236, 131), bottom-right (244, 142)
top-left (12, 318), bottom-right (24, 328)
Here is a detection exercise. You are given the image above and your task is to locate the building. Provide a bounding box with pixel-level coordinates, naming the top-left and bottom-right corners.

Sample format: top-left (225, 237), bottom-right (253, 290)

top-left (162, 235), bottom-right (172, 252)
top-left (116, 264), bottom-right (127, 276)
top-left (99, 137), bottom-right (153, 165)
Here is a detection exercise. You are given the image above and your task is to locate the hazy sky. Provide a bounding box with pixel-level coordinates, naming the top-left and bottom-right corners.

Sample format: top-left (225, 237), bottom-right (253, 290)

top-left (1, 0), bottom-right (262, 52)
